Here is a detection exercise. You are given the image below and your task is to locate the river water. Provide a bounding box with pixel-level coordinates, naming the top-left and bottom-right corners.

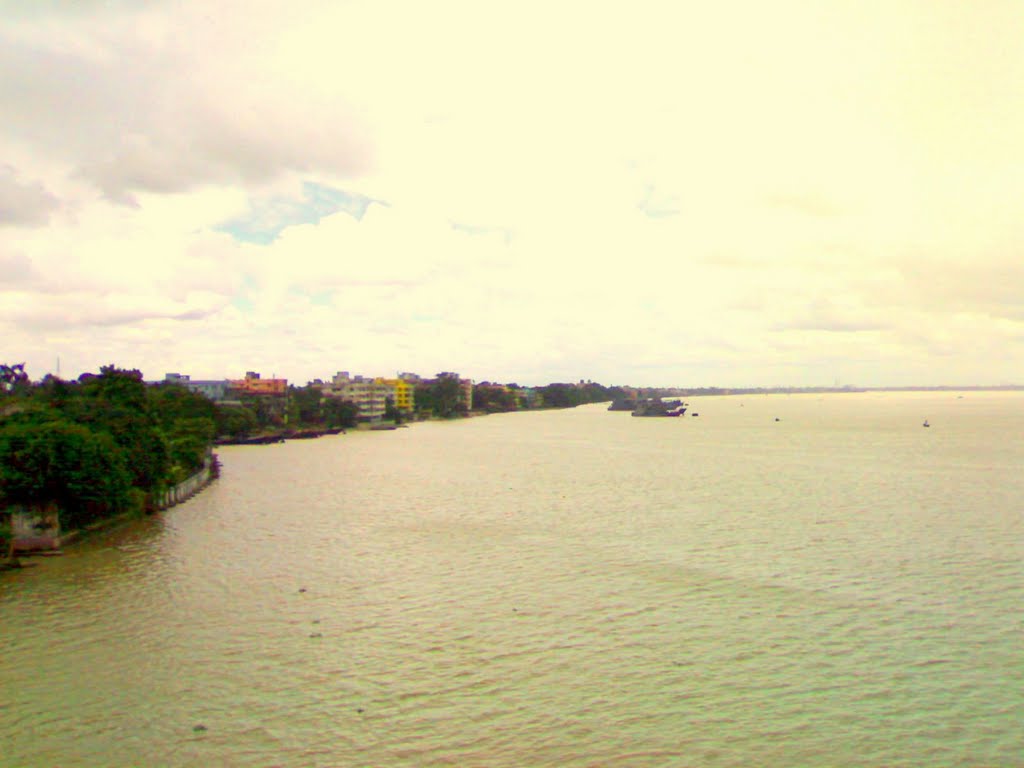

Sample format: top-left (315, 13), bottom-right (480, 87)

top-left (2, 392), bottom-right (1022, 767)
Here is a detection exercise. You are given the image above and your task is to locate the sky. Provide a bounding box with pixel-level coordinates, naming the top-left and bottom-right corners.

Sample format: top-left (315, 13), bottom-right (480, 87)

top-left (2, 0), bottom-right (1023, 388)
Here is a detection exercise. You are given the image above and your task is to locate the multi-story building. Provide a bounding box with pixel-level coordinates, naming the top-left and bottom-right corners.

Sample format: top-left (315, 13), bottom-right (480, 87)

top-left (375, 377), bottom-right (415, 414)
top-left (325, 371), bottom-right (389, 422)
top-left (228, 371), bottom-right (287, 397)
top-left (163, 373), bottom-right (230, 402)
top-left (224, 371), bottom-right (289, 423)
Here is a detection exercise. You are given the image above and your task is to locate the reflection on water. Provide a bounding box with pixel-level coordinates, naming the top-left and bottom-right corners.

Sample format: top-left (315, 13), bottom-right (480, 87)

top-left (2, 392), bottom-right (1023, 766)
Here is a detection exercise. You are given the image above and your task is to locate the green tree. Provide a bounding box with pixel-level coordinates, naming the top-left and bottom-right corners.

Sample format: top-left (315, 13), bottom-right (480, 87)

top-left (473, 384), bottom-right (518, 413)
top-left (215, 403), bottom-right (259, 437)
top-left (290, 385), bottom-right (324, 425)
top-left (0, 419), bottom-right (133, 530)
top-left (64, 367), bottom-right (170, 492)
top-left (0, 364), bottom-right (220, 534)
top-left (0, 512), bottom-right (13, 565)
top-left (166, 417), bottom-right (215, 478)
top-left (535, 381), bottom-right (617, 409)
top-left (321, 397), bottom-right (358, 429)
top-left (147, 381), bottom-right (217, 430)
top-left (0, 363), bottom-right (30, 395)
top-left (415, 373), bottom-right (467, 418)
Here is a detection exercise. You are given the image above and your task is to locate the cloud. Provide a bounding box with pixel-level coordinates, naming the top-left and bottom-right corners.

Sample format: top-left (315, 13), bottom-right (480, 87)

top-left (0, 3), bottom-right (369, 204)
top-left (0, 165), bottom-right (59, 226)
top-left (5, 290), bottom-right (228, 330)
top-left (773, 302), bottom-right (889, 334)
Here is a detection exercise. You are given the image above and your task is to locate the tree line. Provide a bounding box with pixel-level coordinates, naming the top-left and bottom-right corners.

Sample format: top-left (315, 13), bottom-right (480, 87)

top-left (0, 366), bottom-right (219, 549)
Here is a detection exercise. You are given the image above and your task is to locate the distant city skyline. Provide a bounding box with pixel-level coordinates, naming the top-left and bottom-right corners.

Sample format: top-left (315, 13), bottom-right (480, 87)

top-left (3, 2), bottom-right (1023, 389)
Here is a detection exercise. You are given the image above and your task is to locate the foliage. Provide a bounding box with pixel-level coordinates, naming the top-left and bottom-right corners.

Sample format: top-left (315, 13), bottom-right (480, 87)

top-left (148, 382), bottom-right (218, 430)
top-left (0, 419), bottom-right (132, 529)
top-left (0, 363), bottom-right (30, 395)
top-left (215, 403), bottom-right (259, 437)
top-left (472, 384), bottom-right (518, 413)
top-left (0, 515), bottom-right (12, 561)
top-left (289, 385), bottom-right (324, 425)
top-left (148, 382), bottom-right (216, 476)
top-left (272, 384), bottom-right (360, 429)
top-left (166, 417), bottom-right (215, 477)
top-left (0, 363), bottom-right (219, 531)
top-left (382, 395), bottom-right (407, 424)
top-left (535, 381), bottom-right (619, 409)
top-left (62, 366), bottom-right (171, 491)
top-left (238, 393), bottom-right (284, 428)
top-left (320, 396), bottom-right (358, 429)
top-left (415, 373), bottom-right (468, 418)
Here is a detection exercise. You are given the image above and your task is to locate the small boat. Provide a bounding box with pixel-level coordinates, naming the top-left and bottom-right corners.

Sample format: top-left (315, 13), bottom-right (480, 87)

top-left (923, 420), bottom-right (930, 428)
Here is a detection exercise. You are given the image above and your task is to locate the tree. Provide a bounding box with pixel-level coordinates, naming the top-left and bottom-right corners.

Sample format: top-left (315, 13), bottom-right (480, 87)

top-left (535, 381), bottom-right (617, 409)
top-left (0, 364), bottom-right (220, 533)
top-left (289, 385), bottom-right (324, 425)
top-left (473, 384), bottom-right (518, 413)
top-left (321, 397), bottom-right (358, 429)
top-left (0, 419), bottom-right (132, 530)
top-left (166, 417), bottom-right (215, 478)
top-left (0, 363), bottom-right (29, 395)
top-left (147, 381), bottom-right (217, 430)
top-left (215, 403), bottom-right (259, 437)
top-left (415, 373), bottom-right (467, 418)
top-left (0, 509), bottom-right (15, 566)
top-left (64, 366), bottom-right (169, 492)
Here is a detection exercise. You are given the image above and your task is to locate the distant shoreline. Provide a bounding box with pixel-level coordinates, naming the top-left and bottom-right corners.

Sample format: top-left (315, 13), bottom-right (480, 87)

top-left (664, 385), bottom-right (1024, 397)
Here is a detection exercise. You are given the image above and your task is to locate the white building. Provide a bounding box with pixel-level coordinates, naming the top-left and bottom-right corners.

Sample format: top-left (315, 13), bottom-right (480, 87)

top-left (164, 373), bottom-right (230, 402)
top-left (325, 371), bottom-right (390, 421)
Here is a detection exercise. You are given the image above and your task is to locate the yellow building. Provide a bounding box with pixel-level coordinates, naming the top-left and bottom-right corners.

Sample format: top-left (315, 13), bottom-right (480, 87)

top-left (376, 377), bottom-right (415, 414)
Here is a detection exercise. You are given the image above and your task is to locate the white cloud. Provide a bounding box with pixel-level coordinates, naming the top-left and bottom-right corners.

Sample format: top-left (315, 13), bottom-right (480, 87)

top-left (0, 165), bottom-right (59, 227)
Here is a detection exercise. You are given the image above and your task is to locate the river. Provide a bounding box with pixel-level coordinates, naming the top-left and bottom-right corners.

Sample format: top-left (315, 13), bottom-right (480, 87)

top-left (2, 392), bottom-right (1022, 767)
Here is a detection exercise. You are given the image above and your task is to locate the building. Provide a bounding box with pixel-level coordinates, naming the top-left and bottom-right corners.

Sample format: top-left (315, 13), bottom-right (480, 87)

top-left (375, 377), bottom-right (415, 414)
top-left (163, 373), bottom-right (230, 402)
top-left (325, 371), bottom-right (389, 422)
top-left (223, 372), bottom-right (289, 423)
top-left (228, 371), bottom-right (287, 397)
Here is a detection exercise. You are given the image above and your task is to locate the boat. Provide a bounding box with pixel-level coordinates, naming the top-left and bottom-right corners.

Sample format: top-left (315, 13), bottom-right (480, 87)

top-left (632, 398), bottom-right (687, 417)
top-left (608, 397), bottom-right (638, 411)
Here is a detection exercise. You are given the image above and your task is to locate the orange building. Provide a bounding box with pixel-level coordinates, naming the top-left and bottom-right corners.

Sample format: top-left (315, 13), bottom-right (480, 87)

top-left (228, 371), bottom-right (287, 396)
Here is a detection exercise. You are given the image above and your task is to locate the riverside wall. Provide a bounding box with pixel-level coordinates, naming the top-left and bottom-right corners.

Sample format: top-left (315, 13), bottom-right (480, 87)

top-left (152, 453), bottom-right (216, 511)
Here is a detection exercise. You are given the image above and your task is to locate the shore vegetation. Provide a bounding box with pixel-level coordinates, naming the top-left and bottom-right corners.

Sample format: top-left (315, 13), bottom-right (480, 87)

top-left (0, 365), bottom-right (217, 536)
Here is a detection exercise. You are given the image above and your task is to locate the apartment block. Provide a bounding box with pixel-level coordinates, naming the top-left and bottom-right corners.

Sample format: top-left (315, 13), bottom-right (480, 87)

top-left (228, 371), bottom-right (287, 396)
top-left (164, 373), bottom-right (230, 402)
top-left (325, 371), bottom-right (389, 421)
top-left (375, 377), bottom-right (415, 414)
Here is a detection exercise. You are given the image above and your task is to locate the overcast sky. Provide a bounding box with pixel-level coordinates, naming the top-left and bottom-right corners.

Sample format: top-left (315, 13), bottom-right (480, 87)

top-left (2, 1), bottom-right (1023, 388)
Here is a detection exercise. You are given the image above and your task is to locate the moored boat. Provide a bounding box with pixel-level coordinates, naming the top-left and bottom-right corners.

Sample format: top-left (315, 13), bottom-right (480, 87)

top-left (632, 398), bottom-right (687, 417)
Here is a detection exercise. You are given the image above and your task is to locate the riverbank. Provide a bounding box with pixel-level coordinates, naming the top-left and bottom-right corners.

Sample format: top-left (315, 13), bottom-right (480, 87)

top-left (214, 426), bottom-right (348, 445)
top-left (6, 453), bottom-right (218, 560)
